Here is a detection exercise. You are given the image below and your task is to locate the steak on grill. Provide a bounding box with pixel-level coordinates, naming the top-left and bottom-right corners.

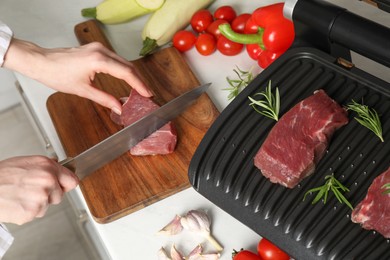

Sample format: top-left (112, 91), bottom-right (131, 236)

top-left (352, 167), bottom-right (390, 238)
top-left (254, 89), bottom-right (349, 188)
top-left (111, 90), bottom-right (177, 156)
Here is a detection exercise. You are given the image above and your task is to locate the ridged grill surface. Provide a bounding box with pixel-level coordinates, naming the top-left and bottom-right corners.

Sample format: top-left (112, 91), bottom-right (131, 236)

top-left (189, 48), bottom-right (390, 260)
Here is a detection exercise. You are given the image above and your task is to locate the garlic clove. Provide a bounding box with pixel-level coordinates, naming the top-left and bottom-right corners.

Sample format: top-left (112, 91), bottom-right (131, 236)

top-left (158, 215), bottom-right (183, 236)
top-left (157, 247), bottom-right (171, 260)
top-left (187, 244), bottom-right (203, 259)
top-left (170, 244), bottom-right (184, 260)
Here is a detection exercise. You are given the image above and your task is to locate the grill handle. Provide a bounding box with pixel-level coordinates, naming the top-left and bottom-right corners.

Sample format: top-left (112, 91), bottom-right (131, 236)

top-left (284, 0), bottom-right (390, 68)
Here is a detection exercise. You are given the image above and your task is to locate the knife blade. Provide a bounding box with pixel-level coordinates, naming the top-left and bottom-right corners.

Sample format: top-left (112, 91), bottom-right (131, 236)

top-left (60, 83), bottom-right (211, 179)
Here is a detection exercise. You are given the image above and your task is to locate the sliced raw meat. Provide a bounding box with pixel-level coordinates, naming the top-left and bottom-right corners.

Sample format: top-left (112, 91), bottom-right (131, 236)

top-left (110, 90), bottom-right (177, 156)
top-left (352, 167), bottom-right (390, 238)
top-left (254, 89), bottom-right (348, 188)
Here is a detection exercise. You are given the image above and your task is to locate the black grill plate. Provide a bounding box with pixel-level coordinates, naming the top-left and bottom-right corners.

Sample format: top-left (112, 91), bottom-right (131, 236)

top-left (188, 47), bottom-right (390, 260)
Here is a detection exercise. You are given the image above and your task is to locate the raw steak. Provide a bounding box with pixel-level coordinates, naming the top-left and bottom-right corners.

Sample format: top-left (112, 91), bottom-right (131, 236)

top-left (352, 167), bottom-right (390, 238)
top-left (111, 90), bottom-right (177, 156)
top-left (254, 89), bottom-right (348, 188)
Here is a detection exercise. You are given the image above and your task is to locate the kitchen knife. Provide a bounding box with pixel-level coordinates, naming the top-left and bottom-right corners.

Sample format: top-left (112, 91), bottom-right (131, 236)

top-left (60, 83), bottom-right (211, 179)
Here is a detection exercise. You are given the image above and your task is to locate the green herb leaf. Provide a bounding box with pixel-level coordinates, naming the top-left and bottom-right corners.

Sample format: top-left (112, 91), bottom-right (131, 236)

top-left (224, 66), bottom-right (255, 100)
top-left (248, 80), bottom-right (280, 121)
top-left (382, 183), bottom-right (390, 194)
top-left (303, 174), bottom-right (353, 210)
top-left (345, 100), bottom-right (384, 142)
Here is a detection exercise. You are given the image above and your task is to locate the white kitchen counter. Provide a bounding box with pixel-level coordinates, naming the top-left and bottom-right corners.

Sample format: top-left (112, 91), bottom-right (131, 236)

top-left (1, 0), bottom-right (389, 259)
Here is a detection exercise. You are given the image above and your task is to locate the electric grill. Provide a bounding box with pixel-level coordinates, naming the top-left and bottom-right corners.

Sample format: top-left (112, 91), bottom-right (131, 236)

top-left (188, 0), bottom-right (390, 259)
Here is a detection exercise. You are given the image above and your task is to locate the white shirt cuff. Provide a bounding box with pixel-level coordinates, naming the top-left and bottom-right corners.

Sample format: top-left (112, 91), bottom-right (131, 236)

top-left (0, 21), bottom-right (13, 67)
top-left (0, 224), bottom-right (14, 258)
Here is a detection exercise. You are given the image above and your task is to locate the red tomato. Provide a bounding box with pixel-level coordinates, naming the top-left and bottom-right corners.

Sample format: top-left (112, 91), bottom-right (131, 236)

top-left (217, 35), bottom-right (243, 56)
top-left (246, 44), bottom-right (263, 60)
top-left (206, 19), bottom-right (228, 39)
top-left (233, 249), bottom-right (263, 260)
top-left (214, 5), bottom-right (237, 23)
top-left (195, 33), bottom-right (216, 56)
top-left (172, 30), bottom-right (197, 52)
top-left (257, 238), bottom-right (290, 260)
top-left (191, 9), bottom-right (214, 33)
top-left (231, 13), bottom-right (251, 33)
top-left (244, 16), bottom-right (260, 34)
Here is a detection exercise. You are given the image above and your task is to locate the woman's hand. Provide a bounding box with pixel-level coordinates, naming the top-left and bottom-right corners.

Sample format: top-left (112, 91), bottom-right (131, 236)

top-left (0, 156), bottom-right (79, 225)
top-left (3, 39), bottom-right (152, 114)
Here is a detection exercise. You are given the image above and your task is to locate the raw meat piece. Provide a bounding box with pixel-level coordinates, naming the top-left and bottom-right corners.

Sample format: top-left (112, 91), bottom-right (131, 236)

top-left (352, 167), bottom-right (390, 238)
top-left (111, 90), bottom-right (177, 156)
top-left (254, 89), bottom-right (348, 188)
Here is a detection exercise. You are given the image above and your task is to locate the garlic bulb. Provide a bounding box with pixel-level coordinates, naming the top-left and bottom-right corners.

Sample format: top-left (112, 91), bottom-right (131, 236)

top-left (180, 210), bottom-right (223, 252)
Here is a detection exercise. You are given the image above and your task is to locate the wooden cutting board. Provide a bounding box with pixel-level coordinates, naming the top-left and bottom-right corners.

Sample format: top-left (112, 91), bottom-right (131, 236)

top-left (46, 20), bottom-right (219, 223)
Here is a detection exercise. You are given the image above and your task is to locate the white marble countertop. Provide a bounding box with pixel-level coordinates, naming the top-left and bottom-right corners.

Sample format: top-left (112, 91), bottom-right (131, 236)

top-left (1, 0), bottom-right (389, 259)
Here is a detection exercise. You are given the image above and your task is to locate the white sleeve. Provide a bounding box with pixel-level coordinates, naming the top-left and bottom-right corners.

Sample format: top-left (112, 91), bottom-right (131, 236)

top-left (0, 21), bottom-right (13, 67)
top-left (0, 224), bottom-right (14, 258)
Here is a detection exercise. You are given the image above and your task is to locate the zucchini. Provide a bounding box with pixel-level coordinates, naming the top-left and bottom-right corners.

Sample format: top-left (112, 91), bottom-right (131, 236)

top-left (140, 0), bottom-right (215, 56)
top-left (82, 0), bottom-right (165, 25)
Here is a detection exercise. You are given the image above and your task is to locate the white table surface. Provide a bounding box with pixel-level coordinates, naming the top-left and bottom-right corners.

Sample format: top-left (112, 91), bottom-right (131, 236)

top-left (1, 0), bottom-right (389, 259)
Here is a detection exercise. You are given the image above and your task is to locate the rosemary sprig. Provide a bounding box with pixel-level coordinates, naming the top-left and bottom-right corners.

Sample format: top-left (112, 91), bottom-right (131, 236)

top-left (303, 174), bottom-right (353, 210)
top-left (382, 183), bottom-right (390, 194)
top-left (345, 100), bottom-right (384, 142)
top-left (224, 66), bottom-right (255, 100)
top-left (248, 80), bottom-right (280, 121)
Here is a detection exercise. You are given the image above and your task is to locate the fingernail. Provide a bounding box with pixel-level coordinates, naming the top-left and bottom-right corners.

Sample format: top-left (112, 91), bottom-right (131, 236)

top-left (112, 107), bottom-right (122, 115)
top-left (145, 89), bottom-right (153, 97)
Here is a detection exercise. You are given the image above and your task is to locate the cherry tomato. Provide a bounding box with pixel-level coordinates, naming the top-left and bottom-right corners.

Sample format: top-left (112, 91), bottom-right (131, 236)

top-left (214, 5), bottom-right (237, 23)
top-left (233, 249), bottom-right (263, 260)
top-left (206, 19), bottom-right (228, 39)
top-left (257, 238), bottom-right (290, 260)
top-left (246, 44), bottom-right (263, 60)
top-left (231, 13), bottom-right (251, 33)
top-left (172, 30), bottom-right (197, 52)
top-left (191, 9), bottom-right (214, 33)
top-left (217, 35), bottom-right (243, 56)
top-left (244, 16), bottom-right (260, 34)
top-left (195, 33), bottom-right (216, 56)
